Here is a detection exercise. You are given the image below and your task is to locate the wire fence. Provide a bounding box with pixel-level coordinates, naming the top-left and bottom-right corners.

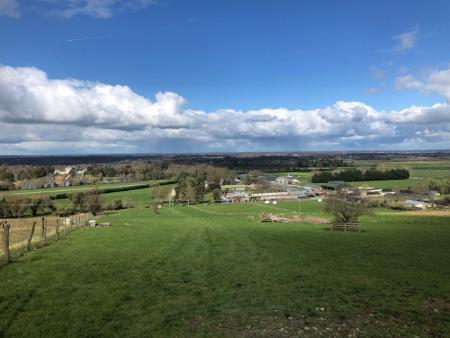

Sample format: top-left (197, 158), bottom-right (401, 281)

top-left (1, 213), bottom-right (94, 265)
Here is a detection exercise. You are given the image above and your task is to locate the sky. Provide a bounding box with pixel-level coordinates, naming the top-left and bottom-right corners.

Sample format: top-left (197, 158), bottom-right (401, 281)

top-left (0, 0), bottom-right (450, 154)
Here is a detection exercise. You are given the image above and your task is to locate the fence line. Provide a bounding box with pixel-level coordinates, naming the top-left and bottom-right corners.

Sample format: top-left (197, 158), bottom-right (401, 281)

top-left (1, 212), bottom-right (94, 265)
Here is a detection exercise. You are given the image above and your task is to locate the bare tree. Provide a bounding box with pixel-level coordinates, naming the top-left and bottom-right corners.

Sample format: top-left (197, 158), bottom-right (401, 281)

top-left (324, 189), bottom-right (368, 224)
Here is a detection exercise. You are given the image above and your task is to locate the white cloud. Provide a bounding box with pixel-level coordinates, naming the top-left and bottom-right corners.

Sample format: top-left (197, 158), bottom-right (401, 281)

top-left (0, 0), bottom-right (156, 19)
top-left (395, 68), bottom-right (450, 101)
top-left (0, 0), bottom-right (20, 18)
top-left (42, 0), bottom-right (156, 18)
top-left (392, 30), bottom-right (418, 52)
top-left (1, 65), bottom-right (450, 154)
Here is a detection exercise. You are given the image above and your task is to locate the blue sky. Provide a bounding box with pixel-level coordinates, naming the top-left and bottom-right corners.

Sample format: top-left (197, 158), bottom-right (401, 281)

top-left (0, 0), bottom-right (450, 154)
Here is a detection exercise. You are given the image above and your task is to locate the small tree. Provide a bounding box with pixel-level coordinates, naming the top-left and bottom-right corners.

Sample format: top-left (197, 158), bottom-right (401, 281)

top-left (212, 188), bottom-right (222, 203)
top-left (69, 190), bottom-right (102, 215)
top-left (324, 189), bottom-right (367, 224)
top-left (84, 190), bottom-right (103, 215)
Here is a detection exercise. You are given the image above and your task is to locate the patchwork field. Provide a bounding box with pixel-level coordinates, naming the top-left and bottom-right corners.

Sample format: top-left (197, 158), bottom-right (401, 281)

top-left (1, 201), bottom-right (449, 336)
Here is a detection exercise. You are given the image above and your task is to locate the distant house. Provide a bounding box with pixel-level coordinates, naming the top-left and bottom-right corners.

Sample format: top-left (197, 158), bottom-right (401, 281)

top-left (54, 166), bottom-right (74, 176)
top-left (321, 181), bottom-right (347, 191)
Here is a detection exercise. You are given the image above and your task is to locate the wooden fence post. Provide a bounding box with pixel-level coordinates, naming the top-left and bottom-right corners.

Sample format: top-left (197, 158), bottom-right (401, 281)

top-left (27, 221), bottom-right (36, 251)
top-left (42, 217), bottom-right (47, 245)
top-left (2, 221), bottom-right (11, 263)
top-left (41, 217), bottom-right (45, 242)
top-left (55, 216), bottom-right (60, 240)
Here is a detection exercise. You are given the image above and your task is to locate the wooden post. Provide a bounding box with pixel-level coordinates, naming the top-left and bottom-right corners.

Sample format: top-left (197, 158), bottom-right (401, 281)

top-left (55, 216), bottom-right (60, 240)
top-left (42, 217), bottom-right (47, 245)
top-left (44, 218), bottom-right (48, 245)
top-left (26, 221), bottom-right (36, 251)
top-left (41, 217), bottom-right (45, 242)
top-left (2, 221), bottom-right (11, 263)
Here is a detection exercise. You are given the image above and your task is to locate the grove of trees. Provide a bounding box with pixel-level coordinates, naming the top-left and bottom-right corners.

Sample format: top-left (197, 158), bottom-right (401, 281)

top-left (312, 168), bottom-right (410, 183)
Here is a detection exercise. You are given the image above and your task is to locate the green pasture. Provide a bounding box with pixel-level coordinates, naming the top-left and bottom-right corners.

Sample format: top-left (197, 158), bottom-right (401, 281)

top-left (1, 201), bottom-right (449, 336)
top-left (0, 180), bottom-right (165, 197)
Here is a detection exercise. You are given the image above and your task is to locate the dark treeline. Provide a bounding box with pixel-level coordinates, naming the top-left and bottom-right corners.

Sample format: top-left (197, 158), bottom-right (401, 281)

top-left (1, 151), bottom-right (449, 166)
top-left (311, 168), bottom-right (410, 183)
top-left (296, 159), bottom-right (347, 168)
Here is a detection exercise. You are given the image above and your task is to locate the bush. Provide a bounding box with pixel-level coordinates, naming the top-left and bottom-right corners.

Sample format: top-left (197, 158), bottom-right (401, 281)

top-left (112, 200), bottom-right (125, 210)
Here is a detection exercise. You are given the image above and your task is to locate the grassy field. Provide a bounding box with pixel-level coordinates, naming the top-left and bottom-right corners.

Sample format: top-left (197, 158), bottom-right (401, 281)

top-left (1, 201), bottom-right (449, 336)
top-left (0, 180), bottom-right (165, 197)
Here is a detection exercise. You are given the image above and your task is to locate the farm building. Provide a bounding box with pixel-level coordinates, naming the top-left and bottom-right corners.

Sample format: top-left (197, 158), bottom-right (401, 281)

top-left (356, 187), bottom-right (384, 197)
top-left (222, 191), bottom-right (251, 203)
top-left (275, 175), bottom-right (300, 186)
top-left (320, 181), bottom-right (347, 191)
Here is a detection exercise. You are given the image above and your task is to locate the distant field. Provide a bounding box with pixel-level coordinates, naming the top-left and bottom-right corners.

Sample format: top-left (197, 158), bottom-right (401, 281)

top-left (1, 180), bottom-right (175, 209)
top-left (0, 180), bottom-right (164, 197)
top-left (270, 160), bottom-right (450, 190)
top-left (1, 201), bottom-right (449, 336)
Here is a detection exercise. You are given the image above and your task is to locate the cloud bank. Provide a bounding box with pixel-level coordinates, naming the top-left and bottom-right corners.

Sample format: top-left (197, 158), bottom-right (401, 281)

top-left (1, 65), bottom-right (450, 154)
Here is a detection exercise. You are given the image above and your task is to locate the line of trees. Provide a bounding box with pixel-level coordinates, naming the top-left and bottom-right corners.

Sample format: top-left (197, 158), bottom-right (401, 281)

top-left (296, 159), bottom-right (347, 168)
top-left (312, 168), bottom-right (410, 183)
top-left (0, 196), bottom-right (56, 218)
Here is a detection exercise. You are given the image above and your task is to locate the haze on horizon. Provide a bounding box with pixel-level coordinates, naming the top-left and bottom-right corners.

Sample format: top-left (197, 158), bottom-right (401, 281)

top-left (1, 0), bottom-right (450, 155)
